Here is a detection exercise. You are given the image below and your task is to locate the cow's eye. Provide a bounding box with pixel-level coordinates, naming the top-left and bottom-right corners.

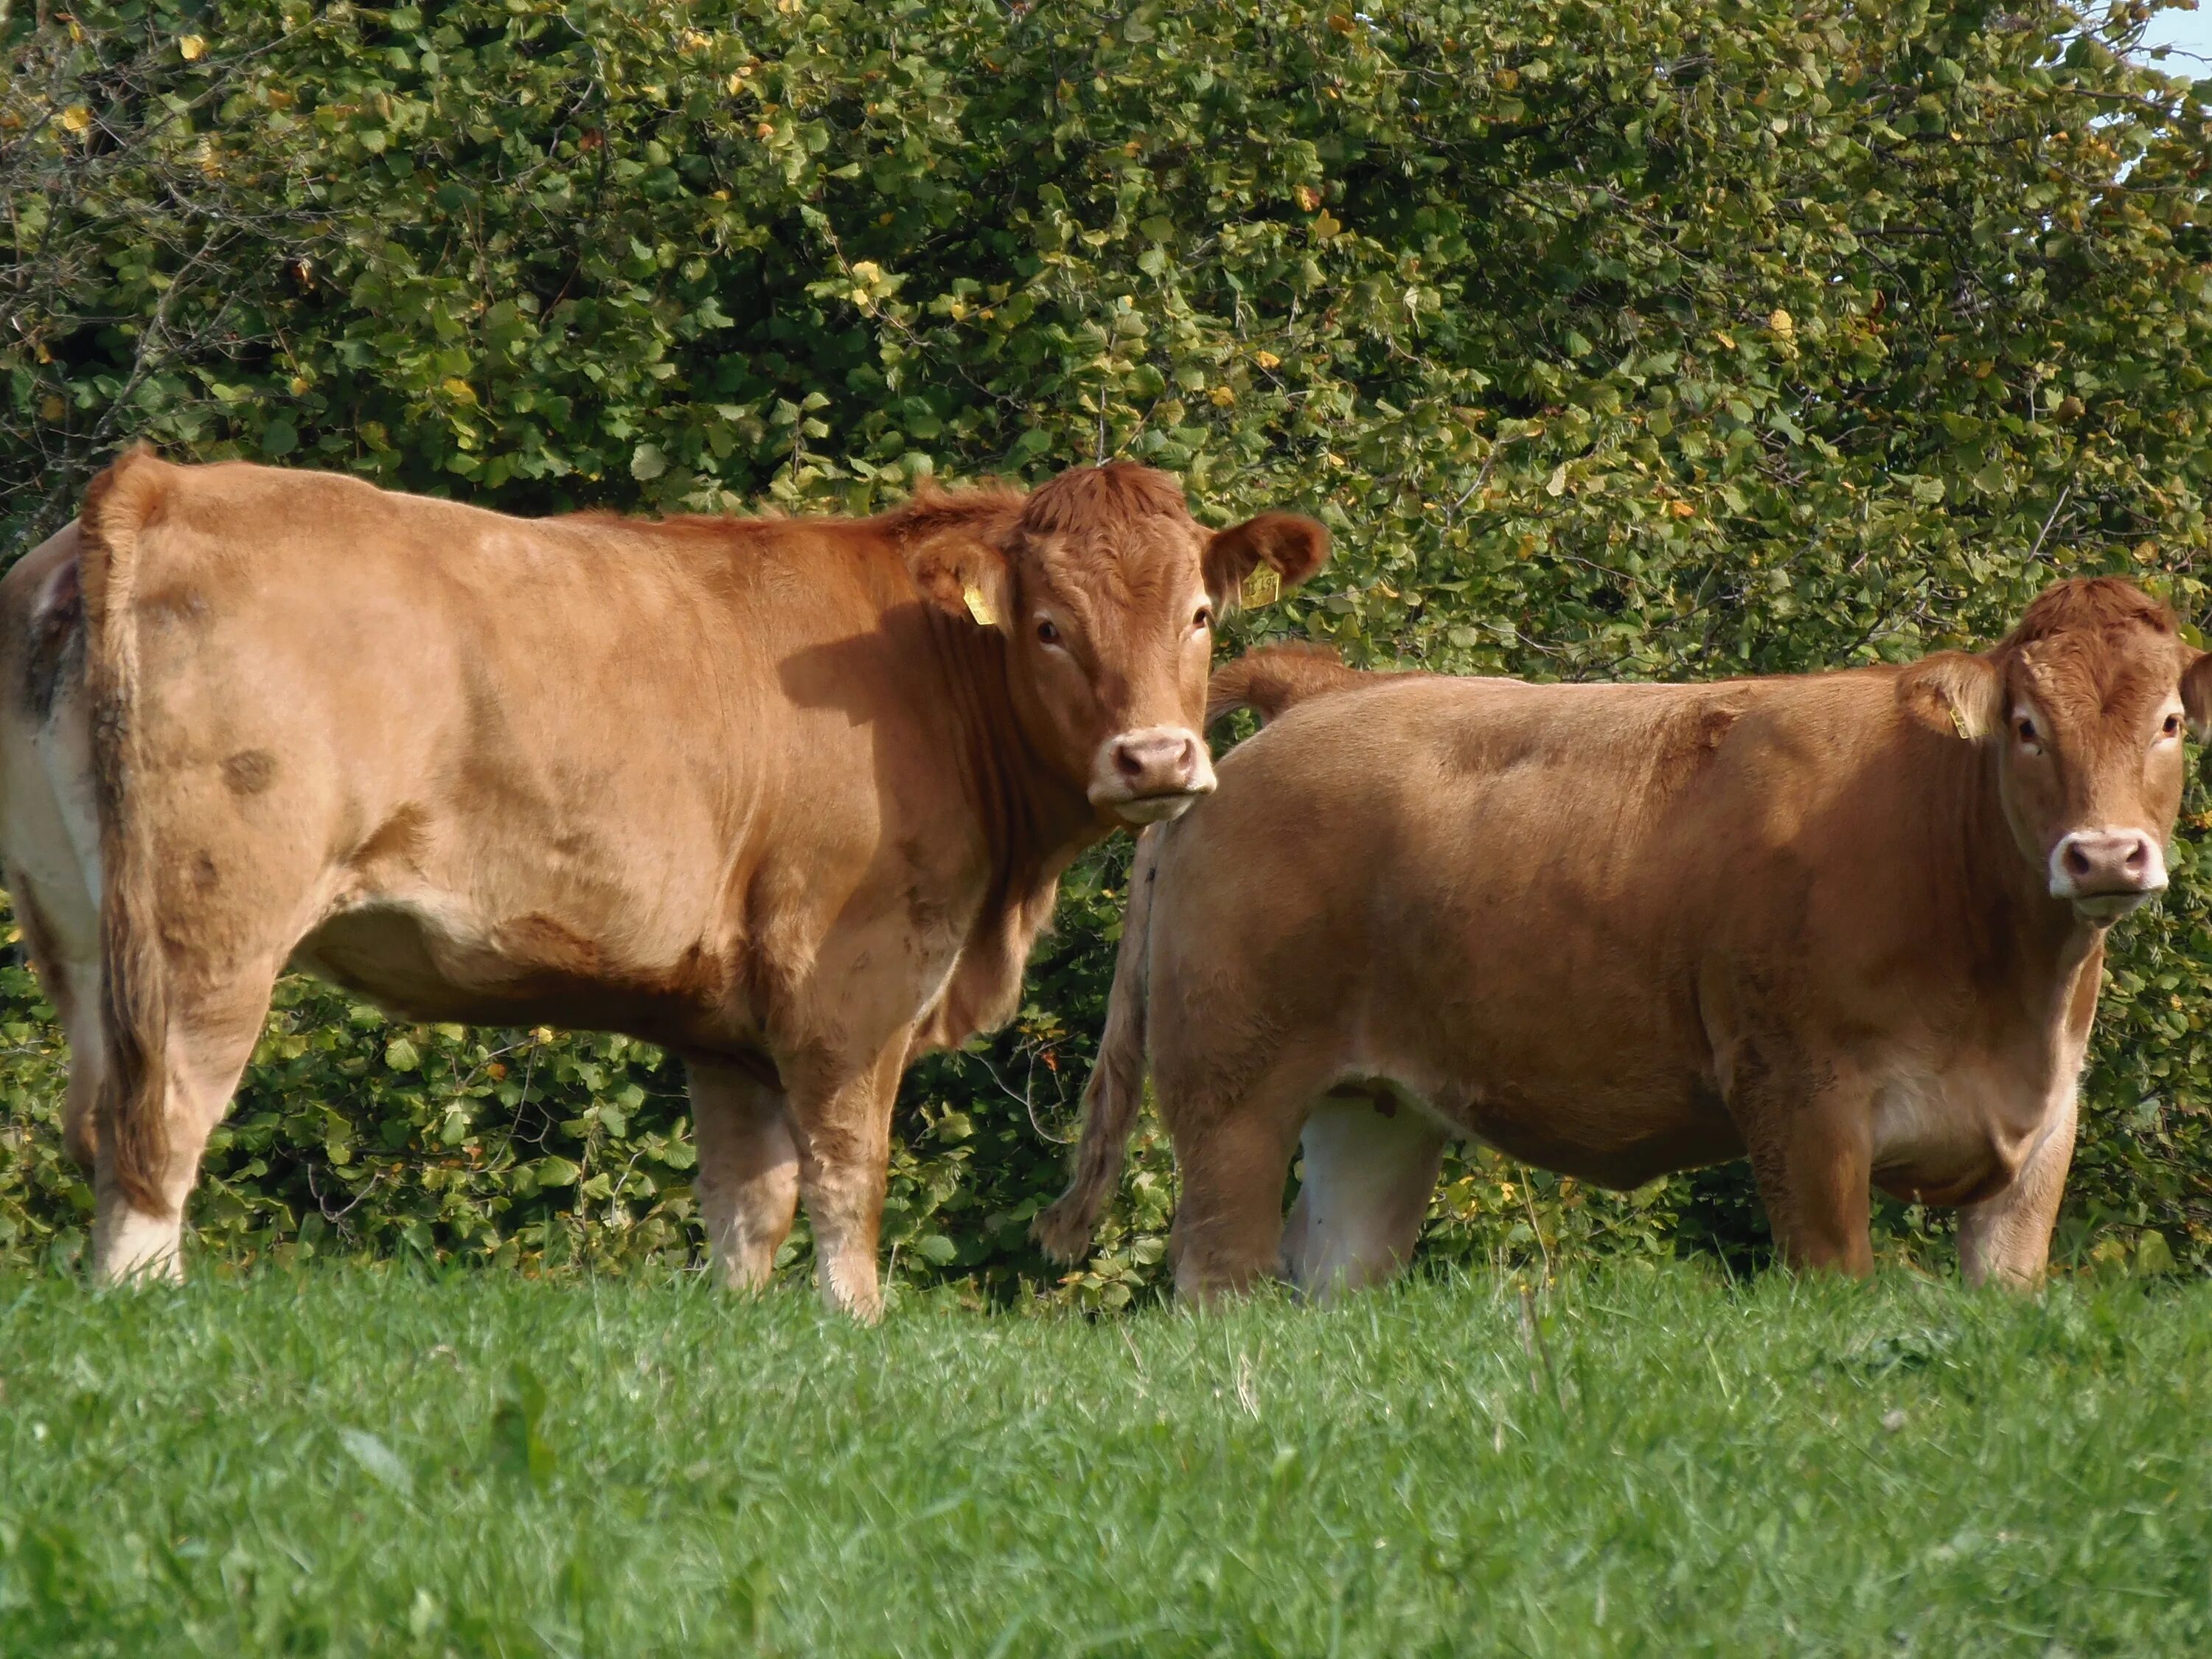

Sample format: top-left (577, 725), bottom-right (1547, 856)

top-left (1035, 619), bottom-right (1061, 646)
top-left (1193, 605), bottom-right (1212, 631)
top-left (2165, 713), bottom-right (2183, 738)
top-left (2017, 717), bottom-right (2040, 748)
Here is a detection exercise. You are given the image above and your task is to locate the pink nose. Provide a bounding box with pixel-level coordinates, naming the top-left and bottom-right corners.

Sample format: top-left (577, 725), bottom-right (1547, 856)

top-left (2054, 830), bottom-right (2164, 897)
top-left (1110, 730), bottom-right (1203, 796)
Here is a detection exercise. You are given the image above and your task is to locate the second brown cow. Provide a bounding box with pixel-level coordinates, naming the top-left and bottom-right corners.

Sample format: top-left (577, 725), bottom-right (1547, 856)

top-left (1039, 578), bottom-right (2212, 1296)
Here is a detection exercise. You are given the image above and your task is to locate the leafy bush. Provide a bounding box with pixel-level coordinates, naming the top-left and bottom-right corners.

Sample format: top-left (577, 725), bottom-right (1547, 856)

top-left (4, 0), bottom-right (2211, 1295)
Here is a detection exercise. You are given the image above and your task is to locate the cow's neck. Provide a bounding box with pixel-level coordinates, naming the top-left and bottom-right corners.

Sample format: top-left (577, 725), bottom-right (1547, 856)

top-left (911, 611), bottom-right (1100, 1048)
top-left (1948, 736), bottom-right (2106, 1034)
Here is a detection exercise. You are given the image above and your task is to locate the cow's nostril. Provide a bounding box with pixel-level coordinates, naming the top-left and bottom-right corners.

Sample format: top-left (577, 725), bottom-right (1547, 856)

top-left (1113, 742), bottom-right (1144, 778)
top-left (2065, 843), bottom-right (2094, 877)
top-left (2125, 840), bottom-right (2149, 872)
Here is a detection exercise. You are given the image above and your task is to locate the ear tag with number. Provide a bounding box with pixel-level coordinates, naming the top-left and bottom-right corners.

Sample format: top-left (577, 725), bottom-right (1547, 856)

top-left (961, 583), bottom-right (1001, 627)
top-left (1239, 564), bottom-right (1281, 609)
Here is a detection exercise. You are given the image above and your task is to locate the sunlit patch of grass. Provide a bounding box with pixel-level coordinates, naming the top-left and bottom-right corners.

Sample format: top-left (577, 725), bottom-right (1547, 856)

top-left (2, 1264), bottom-right (2209, 1654)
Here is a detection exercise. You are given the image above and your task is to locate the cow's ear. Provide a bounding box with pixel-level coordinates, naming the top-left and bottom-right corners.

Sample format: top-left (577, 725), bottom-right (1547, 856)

top-left (1204, 512), bottom-right (1331, 611)
top-left (904, 531), bottom-right (1013, 631)
top-left (2183, 647), bottom-right (2212, 741)
top-left (1897, 650), bottom-right (2005, 741)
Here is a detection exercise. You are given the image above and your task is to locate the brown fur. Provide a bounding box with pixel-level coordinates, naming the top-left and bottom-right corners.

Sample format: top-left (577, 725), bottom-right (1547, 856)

top-left (0, 449), bottom-right (1328, 1300)
top-left (1045, 579), bottom-right (2212, 1298)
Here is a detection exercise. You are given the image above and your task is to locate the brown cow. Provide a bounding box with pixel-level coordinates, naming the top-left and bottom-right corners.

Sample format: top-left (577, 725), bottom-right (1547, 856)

top-left (0, 451), bottom-right (1327, 1310)
top-left (1037, 580), bottom-right (2212, 1298)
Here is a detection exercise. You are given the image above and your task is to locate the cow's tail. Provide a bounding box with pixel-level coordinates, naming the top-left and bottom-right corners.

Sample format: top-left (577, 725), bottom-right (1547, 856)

top-left (1206, 642), bottom-right (1375, 728)
top-left (77, 447), bottom-right (173, 1216)
top-left (1033, 826), bottom-right (1163, 1264)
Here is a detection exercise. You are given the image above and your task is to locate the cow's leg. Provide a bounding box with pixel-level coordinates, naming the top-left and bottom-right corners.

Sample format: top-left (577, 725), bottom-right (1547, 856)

top-left (1165, 1073), bottom-right (1311, 1306)
top-left (1958, 1088), bottom-right (2078, 1288)
top-left (687, 1059), bottom-right (800, 1290)
top-left (4, 872), bottom-right (105, 1172)
top-left (784, 1040), bottom-right (906, 1320)
top-left (1283, 1090), bottom-right (1447, 1301)
top-left (1731, 1065), bottom-right (1875, 1276)
top-left (92, 964), bottom-right (278, 1282)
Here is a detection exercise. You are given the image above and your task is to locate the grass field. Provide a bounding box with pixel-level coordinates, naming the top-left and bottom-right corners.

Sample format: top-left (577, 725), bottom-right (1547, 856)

top-left (3, 1265), bottom-right (2211, 1655)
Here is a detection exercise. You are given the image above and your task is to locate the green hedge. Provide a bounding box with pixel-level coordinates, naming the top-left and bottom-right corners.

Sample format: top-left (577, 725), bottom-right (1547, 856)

top-left (4, 0), bottom-right (2212, 1298)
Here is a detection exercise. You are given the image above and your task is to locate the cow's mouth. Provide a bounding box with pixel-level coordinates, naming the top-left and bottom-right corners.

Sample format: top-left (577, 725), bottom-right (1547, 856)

top-left (1109, 790), bottom-right (1205, 826)
top-left (2070, 889), bottom-right (2160, 924)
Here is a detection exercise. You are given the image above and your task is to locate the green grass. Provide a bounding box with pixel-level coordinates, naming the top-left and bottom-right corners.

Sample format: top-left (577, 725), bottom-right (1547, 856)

top-left (3, 1265), bottom-right (2211, 1655)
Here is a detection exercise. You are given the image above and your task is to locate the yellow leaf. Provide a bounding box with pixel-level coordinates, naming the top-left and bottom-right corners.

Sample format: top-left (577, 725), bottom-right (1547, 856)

top-left (1767, 308), bottom-right (1794, 337)
top-left (60, 105), bottom-right (91, 133)
top-left (290, 375), bottom-right (310, 395)
top-left (38, 395), bottom-right (65, 422)
top-left (1295, 184), bottom-right (1321, 212)
top-left (1208, 386), bottom-right (1237, 408)
top-left (1254, 349), bottom-right (1281, 370)
top-left (1495, 69), bottom-right (1520, 91)
top-left (1312, 209), bottom-right (1341, 240)
top-left (1712, 330), bottom-right (1736, 351)
top-left (179, 34), bottom-right (207, 60)
top-left (441, 378), bottom-right (478, 404)
top-left (1545, 463), bottom-right (1568, 497)
top-left (1668, 499), bottom-right (1697, 519)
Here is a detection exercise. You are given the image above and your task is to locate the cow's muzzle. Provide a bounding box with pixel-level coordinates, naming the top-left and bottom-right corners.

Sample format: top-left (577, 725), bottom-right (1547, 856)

top-left (1089, 727), bottom-right (1216, 825)
top-left (2049, 828), bottom-right (2168, 922)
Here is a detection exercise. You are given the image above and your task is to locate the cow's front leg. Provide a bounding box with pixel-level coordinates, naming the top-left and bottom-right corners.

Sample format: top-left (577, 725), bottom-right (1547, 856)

top-left (687, 1059), bottom-right (800, 1291)
top-left (782, 1037), bottom-right (908, 1320)
top-left (1729, 1057), bottom-right (1876, 1276)
top-left (1958, 1088), bottom-right (2078, 1288)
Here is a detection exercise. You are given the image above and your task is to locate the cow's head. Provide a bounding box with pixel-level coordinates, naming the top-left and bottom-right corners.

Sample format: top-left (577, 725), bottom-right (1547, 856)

top-left (905, 463), bottom-right (1329, 826)
top-left (1899, 577), bottom-right (2212, 924)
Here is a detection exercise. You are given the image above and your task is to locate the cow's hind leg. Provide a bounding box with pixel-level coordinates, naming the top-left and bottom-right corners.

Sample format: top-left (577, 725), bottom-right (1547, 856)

top-left (4, 871), bottom-right (106, 1172)
top-left (1162, 1060), bottom-right (1315, 1306)
top-left (688, 1058), bottom-right (800, 1290)
top-left (1281, 1088), bottom-right (1447, 1301)
top-left (92, 962), bottom-right (279, 1283)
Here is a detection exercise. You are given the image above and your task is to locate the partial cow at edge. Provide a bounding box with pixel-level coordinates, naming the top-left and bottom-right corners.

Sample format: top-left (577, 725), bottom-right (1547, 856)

top-left (0, 448), bottom-right (1329, 1311)
top-left (1038, 579), bottom-right (2212, 1298)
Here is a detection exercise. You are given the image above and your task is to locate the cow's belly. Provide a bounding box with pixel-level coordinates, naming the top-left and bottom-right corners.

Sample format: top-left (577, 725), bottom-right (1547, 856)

top-left (290, 897), bottom-right (757, 1057)
top-left (1359, 1048), bottom-right (1745, 1192)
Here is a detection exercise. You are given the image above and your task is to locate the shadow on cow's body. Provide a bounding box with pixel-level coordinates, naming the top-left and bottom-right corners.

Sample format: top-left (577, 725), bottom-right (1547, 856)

top-left (1038, 579), bottom-right (2212, 1298)
top-left (0, 449), bottom-right (1329, 1311)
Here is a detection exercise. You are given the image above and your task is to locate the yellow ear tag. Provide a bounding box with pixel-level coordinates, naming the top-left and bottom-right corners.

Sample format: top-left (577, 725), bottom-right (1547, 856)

top-left (961, 583), bottom-right (1001, 627)
top-left (1239, 564), bottom-right (1282, 610)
